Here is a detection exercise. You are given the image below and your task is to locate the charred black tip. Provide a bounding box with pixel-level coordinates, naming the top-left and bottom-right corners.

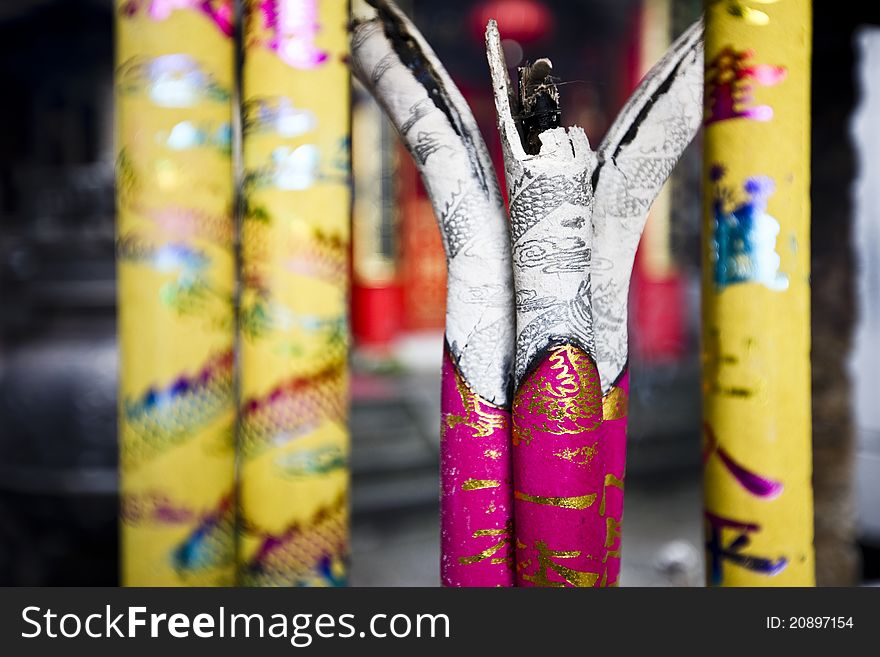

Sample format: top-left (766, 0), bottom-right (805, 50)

top-left (516, 58), bottom-right (561, 155)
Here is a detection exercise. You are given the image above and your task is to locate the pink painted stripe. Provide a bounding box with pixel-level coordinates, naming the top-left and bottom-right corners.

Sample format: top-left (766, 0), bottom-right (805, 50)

top-left (440, 345), bottom-right (514, 587)
top-left (597, 369), bottom-right (628, 586)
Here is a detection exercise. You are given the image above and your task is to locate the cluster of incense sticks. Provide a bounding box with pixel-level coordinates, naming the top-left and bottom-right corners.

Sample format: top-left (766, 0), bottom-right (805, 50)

top-left (116, 0), bottom-right (237, 586)
top-left (352, 0), bottom-right (704, 587)
top-left (238, 0), bottom-right (351, 587)
top-left (701, 0), bottom-right (815, 586)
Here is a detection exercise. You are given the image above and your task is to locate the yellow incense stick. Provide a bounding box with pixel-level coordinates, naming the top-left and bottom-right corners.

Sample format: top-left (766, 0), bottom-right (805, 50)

top-left (238, 0), bottom-right (351, 586)
top-left (702, 0), bottom-right (815, 586)
top-left (116, 1), bottom-right (237, 586)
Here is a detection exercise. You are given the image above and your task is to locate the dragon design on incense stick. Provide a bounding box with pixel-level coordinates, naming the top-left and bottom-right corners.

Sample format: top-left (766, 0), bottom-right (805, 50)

top-left (351, 2), bottom-right (514, 409)
top-left (121, 350), bottom-right (234, 467)
top-left (487, 19), bottom-right (704, 394)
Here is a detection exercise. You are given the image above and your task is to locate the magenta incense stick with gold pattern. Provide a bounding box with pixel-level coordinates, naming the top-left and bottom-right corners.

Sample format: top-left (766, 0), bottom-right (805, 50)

top-left (486, 19), bottom-right (704, 587)
top-left (351, 0), bottom-right (516, 587)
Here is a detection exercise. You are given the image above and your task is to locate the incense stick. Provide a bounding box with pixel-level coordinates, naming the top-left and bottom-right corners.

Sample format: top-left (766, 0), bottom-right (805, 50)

top-left (486, 18), bottom-right (704, 587)
top-left (116, 0), bottom-right (237, 585)
top-left (702, 0), bottom-right (814, 586)
top-left (238, 0), bottom-right (351, 587)
top-left (351, 0), bottom-right (516, 587)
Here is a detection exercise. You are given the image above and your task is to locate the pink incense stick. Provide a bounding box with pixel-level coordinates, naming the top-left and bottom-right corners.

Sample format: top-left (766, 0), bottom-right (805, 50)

top-left (352, 0), bottom-right (515, 586)
top-left (512, 345), bottom-right (607, 586)
top-left (441, 346), bottom-right (513, 585)
top-left (487, 19), bottom-right (704, 587)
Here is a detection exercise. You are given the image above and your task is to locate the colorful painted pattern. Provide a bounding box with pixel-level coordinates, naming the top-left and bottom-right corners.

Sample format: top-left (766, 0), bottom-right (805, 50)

top-left (116, 0), bottom-right (236, 585)
top-left (709, 168), bottom-right (788, 291)
top-left (440, 347), bottom-right (514, 587)
top-left (120, 0), bottom-right (235, 36)
top-left (705, 46), bottom-right (787, 125)
top-left (250, 0), bottom-right (330, 68)
top-left (242, 492), bottom-right (348, 587)
top-left (702, 0), bottom-right (815, 586)
top-left (512, 345), bottom-right (625, 587)
top-left (239, 0), bottom-right (350, 587)
top-left (122, 493), bottom-right (235, 576)
top-left (122, 350), bottom-right (234, 468)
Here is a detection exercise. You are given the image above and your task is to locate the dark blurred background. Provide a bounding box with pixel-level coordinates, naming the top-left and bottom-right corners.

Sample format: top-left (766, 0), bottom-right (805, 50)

top-left (0, 0), bottom-right (877, 586)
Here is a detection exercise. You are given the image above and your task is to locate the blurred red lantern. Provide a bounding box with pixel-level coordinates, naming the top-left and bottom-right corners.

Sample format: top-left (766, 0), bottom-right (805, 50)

top-left (469, 0), bottom-right (555, 45)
